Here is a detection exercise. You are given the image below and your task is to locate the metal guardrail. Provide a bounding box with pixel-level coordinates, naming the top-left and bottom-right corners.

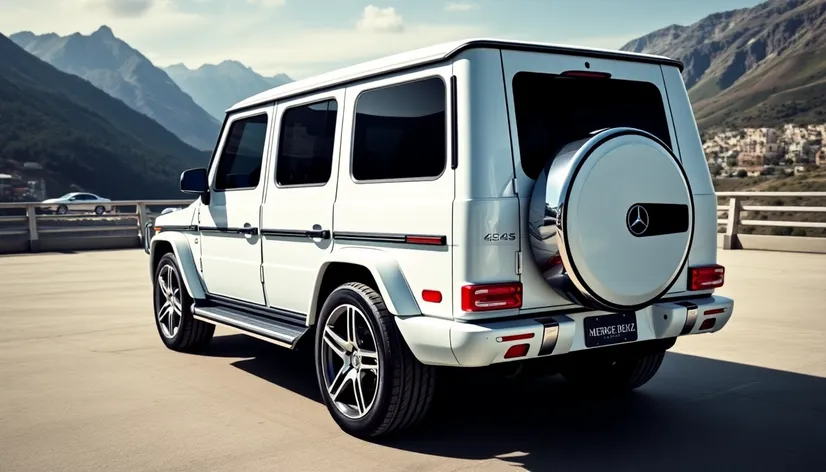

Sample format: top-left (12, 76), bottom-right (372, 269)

top-left (0, 200), bottom-right (194, 253)
top-left (1, 192), bottom-right (825, 253)
top-left (716, 191), bottom-right (826, 253)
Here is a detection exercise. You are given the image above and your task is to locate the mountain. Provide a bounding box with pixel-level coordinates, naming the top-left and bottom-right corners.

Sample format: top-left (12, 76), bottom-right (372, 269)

top-left (0, 33), bottom-right (209, 200)
top-left (164, 60), bottom-right (293, 120)
top-left (10, 26), bottom-right (220, 150)
top-left (620, 0), bottom-right (826, 131)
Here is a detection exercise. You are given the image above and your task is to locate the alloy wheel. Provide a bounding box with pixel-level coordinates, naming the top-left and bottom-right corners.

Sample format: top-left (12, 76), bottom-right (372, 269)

top-left (321, 304), bottom-right (381, 419)
top-left (156, 264), bottom-right (183, 338)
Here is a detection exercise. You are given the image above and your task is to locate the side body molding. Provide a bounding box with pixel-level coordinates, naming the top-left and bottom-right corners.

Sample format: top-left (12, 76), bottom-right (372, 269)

top-left (149, 231), bottom-right (206, 300)
top-left (309, 247), bottom-right (422, 323)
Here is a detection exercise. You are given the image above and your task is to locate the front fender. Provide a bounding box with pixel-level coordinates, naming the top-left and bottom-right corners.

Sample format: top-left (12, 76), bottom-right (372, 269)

top-left (149, 231), bottom-right (206, 300)
top-left (310, 247), bottom-right (422, 321)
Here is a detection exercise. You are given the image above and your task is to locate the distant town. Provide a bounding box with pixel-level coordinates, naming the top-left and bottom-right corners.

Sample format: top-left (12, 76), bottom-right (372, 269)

top-left (703, 123), bottom-right (826, 178)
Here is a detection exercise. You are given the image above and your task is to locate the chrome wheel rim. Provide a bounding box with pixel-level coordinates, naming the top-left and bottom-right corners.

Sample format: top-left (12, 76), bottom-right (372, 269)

top-left (156, 264), bottom-right (183, 339)
top-left (321, 304), bottom-right (380, 419)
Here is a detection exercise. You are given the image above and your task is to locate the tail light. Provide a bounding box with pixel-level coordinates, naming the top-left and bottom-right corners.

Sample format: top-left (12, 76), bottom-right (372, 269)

top-left (461, 282), bottom-right (522, 312)
top-left (688, 265), bottom-right (725, 291)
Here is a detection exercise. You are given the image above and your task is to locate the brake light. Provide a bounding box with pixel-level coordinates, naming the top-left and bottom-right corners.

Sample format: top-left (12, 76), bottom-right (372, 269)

top-left (560, 70), bottom-right (612, 79)
top-left (461, 282), bottom-right (522, 312)
top-left (688, 265), bottom-right (725, 291)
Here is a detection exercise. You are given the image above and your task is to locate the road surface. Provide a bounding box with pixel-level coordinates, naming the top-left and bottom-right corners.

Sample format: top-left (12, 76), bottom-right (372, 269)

top-left (1, 249), bottom-right (825, 471)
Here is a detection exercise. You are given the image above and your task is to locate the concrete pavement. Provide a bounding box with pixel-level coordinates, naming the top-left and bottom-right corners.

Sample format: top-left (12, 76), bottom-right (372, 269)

top-left (1, 249), bottom-right (825, 472)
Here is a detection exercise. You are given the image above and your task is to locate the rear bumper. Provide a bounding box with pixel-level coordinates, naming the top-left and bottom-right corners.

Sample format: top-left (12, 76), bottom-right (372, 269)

top-left (394, 295), bottom-right (734, 367)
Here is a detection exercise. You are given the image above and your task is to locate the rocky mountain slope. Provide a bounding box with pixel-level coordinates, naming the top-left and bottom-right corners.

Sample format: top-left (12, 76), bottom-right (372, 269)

top-left (10, 26), bottom-right (220, 150)
top-left (621, 0), bottom-right (826, 130)
top-left (164, 61), bottom-right (292, 120)
top-left (0, 33), bottom-right (209, 199)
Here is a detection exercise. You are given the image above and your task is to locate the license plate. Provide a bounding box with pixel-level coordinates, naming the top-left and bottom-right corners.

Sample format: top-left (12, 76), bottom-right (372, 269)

top-left (583, 312), bottom-right (638, 348)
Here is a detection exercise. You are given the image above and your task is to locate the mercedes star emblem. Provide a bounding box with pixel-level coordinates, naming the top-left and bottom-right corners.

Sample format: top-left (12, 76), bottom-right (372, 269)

top-left (626, 204), bottom-right (650, 236)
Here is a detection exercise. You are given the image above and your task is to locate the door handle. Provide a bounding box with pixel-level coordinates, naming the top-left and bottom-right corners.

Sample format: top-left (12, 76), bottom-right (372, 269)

top-left (239, 224), bottom-right (259, 236)
top-left (305, 229), bottom-right (330, 239)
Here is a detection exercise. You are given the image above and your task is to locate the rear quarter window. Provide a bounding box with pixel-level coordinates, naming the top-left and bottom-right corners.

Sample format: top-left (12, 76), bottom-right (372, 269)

top-left (351, 77), bottom-right (446, 182)
top-left (512, 72), bottom-right (672, 179)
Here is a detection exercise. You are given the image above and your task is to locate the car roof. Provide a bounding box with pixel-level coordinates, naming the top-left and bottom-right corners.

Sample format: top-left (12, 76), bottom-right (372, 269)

top-left (228, 37), bottom-right (683, 114)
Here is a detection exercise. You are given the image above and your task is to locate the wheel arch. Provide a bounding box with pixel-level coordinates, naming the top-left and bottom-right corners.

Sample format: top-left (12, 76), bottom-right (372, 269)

top-left (149, 232), bottom-right (206, 300)
top-left (308, 248), bottom-right (421, 326)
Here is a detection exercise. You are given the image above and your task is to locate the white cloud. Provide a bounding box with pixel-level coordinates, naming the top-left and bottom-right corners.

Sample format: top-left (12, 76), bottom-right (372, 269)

top-left (356, 5), bottom-right (404, 33)
top-left (84, 0), bottom-right (153, 17)
top-left (1, 0), bottom-right (208, 38)
top-left (445, 1), bottom-right (479, 12)
top-left (246, 0), bottom-right (285, 7)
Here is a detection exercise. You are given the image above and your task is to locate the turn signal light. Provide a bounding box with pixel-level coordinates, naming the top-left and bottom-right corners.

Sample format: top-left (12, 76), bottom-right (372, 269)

top-left (688, 265), bottom-right (725, 291)
top-left (461, 282), bottom-right (522, 312)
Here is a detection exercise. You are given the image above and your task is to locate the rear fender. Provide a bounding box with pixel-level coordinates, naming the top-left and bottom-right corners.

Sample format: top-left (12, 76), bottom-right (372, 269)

top-left (149, 231), bottom-right (206, 300)
top-left (310, 247), bottom-right (421, 324)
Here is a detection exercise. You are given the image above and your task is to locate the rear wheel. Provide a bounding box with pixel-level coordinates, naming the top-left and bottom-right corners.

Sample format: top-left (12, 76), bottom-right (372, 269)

top-left (560, 350), bottom-right (665, 393)
top-left (94, 205), bottom-right (105, 216)
top-left (314, 282), bottom-right (436, 438)
top-left (153, 253), bottom-right (214, 352)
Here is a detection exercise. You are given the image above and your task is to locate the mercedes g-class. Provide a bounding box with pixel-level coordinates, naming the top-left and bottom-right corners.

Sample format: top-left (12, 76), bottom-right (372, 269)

top-left (145, 38), bottom-right (733, 438)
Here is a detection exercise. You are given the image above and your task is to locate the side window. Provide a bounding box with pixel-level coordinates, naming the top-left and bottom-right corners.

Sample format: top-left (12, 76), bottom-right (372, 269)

top-left (214, 114), bottom-right (269, 190)
top-left (352, 77), bottom-right (446, 182)
top-left (275, 99), bottom-right (338, 186)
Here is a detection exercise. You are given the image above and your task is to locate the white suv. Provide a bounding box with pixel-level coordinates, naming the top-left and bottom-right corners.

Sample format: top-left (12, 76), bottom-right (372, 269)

top-left (145, 38), bottom-right (734, 438)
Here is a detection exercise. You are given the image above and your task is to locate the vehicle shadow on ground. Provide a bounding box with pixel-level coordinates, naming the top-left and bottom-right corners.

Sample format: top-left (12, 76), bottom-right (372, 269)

top-left (202, 334), bottom-right (826, 472)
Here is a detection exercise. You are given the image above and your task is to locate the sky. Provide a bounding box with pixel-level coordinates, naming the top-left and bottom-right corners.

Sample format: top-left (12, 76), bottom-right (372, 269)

top-left (0, 0), bottom-right (766, 78)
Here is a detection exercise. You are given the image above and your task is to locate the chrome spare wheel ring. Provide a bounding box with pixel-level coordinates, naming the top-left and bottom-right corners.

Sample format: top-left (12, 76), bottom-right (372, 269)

top-left (157, 264), bottom-right (183, 339)
top-left (321, 304), bottom-right (380, 419)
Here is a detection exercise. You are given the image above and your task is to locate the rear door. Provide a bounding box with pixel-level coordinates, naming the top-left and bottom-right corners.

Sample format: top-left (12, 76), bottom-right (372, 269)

top-left (260, 92), bottom-right (342, 317)
top-left (499, 50), bottom-right (683, 312)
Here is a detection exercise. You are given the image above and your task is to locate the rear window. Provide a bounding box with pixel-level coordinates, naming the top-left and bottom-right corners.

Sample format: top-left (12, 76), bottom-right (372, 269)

top-left (512, 72), bottom-right (672, 179)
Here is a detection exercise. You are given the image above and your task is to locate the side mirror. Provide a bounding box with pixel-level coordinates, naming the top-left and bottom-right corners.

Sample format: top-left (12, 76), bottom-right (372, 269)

top-left (180, 168), bottom-right (208, 194)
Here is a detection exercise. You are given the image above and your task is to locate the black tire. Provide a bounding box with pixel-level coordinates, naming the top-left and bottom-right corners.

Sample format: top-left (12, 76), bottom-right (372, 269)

top-left (153, 252), bottom-right (214, 352)
top-left (314, 282), bottom-right (436, 439)
top-left (561, 350), bottom-right (665, 393)
top-left (94, 205), bottom-right (105, 216)
top-left (57, 205), bottom-right (68, 215)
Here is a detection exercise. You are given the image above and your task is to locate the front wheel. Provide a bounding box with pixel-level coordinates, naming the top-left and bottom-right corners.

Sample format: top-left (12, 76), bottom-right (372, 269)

top-left (560, 350), bottom-right (665, 393)
top-left (314, 282), bottom-right (436, 439)
top-left (153, 253), bottom-right (215, 352)
top-left (56, 205), bottom-right (68, 215)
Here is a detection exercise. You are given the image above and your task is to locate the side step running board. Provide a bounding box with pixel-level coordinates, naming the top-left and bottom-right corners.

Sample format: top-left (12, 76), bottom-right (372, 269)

top-left (192, 304), bottom-right (309, 349)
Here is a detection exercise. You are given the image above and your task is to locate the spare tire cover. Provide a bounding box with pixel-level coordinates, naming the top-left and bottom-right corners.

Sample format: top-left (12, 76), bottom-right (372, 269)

top-left (528, 127), bottom-right (694, 312)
